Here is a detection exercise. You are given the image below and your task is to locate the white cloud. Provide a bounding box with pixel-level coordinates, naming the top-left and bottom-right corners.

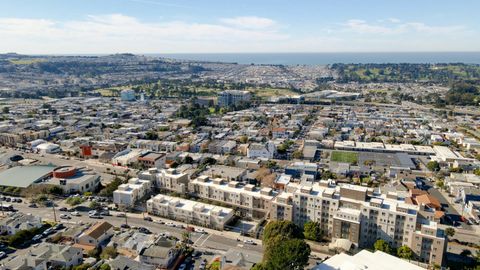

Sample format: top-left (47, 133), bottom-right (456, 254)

top-left (345, 19), bottom-right (396, 34)
top-left (0, 14), bottom-right (287, 53)
top-left (344, 19), bottom-right (466, 35)
top-left (387, 18), bottom-right (401, 23)
top-left (220, 16), bottom-right (277, 29)
top-left (0, 14), bottom-right (476, 53)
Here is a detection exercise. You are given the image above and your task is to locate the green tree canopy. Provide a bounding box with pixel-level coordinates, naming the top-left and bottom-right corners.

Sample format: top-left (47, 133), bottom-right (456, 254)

top-left (397, 245), bottom-right (413, 260)
top-left (100, 264), bottom-right (111, 270)
top-left (100, 246), bottom-right (118, 260)
top-left (303, 221), bottom-right (323, 242)
top-left (263, 221), bottom-right (303, 245)
top-left (445, 227), bottom-right (455, 237)
top-left (427, 161), bottom-right (440, 172)
top-left (263, 237), bottom-right (311, 270)
top-left (374, 239), bottom-right (392, 254)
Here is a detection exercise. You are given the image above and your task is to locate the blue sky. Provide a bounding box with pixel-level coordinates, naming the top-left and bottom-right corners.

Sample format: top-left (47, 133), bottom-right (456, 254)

top-left (0, 0), bottom-right (478, 54)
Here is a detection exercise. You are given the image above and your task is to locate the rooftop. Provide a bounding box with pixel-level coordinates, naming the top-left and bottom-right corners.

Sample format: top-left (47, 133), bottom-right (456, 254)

top-left (0, 165), bottom-right (56, 188)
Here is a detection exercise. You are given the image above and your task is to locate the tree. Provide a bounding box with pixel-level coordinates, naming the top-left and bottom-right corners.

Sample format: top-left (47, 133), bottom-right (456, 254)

top-left (72, 264), bottom-right (92, 270)
top-left (239, 135), bottom-right (249, 144)
top-left (87, 248), bottom-right (100, 258)
top-left (427, 161), bottom-right (440, 172)
top-left (374, 239), bottom-right (392, 254)
top-left (89, 201), bottom-right (100, 209)
top-left (100, 264), bottom-right (111, 270)
top-left (66, 196), bottom-right (84, 206)
top-left (100, 246), bottom-right (118, 259)
top-left (436, 180), bottom-right (445, 189)
top-left (183, 156), bottom-right (194, 164)
top-left (99, 177), bottom-right (123, 197)
top-left (321, 170), bottom-right (337, 180)
top-left (460, 249), bottom-right (472, 257)
top-left (292, 150), bottom-right (303, 159)
top-left (145, 130), bottom-right (158, 140)
top-left (303, 221), bottom-right (322, 242)
top-left (2, 107), bottom-right (9, 114)
top-left (263, 221), bottom-right (303, 245)
top-left (445, 227), bottom-right (455, 237)
top-left (266, 160), bottom-right (278, 169)
top-left (397, 245), bottom-right (413, 260)
top-left (180, 231), bottom-right (191, 251)
top-left (263, 237), bottom-right (311, 270)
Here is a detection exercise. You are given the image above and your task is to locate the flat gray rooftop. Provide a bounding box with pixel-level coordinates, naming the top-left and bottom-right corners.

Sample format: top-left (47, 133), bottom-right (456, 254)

top-left (0, 165), bottom-right (56, 188)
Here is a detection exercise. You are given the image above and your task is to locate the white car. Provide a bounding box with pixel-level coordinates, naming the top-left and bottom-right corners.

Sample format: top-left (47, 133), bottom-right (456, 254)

top-left (71, 211), bottom-right (81, 216)
top-left (116, 213), bottom-right (126, 217)
top-left (243, 239), bottom-right (256, 245)
top-left (196, 228), bottom-right (207, 234)
top-left (59, 214), bottom-right (71, 219)
top-left (165, 222), bottom-right (175, 227)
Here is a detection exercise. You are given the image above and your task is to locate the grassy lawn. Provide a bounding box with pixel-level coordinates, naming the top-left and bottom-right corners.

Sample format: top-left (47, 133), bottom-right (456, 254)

top-left (248, 87), bottom-right (299, 98)
top-left (331, 151), bottom-right (358, 164)
top-left (9, 58), bottom-right (46, 65)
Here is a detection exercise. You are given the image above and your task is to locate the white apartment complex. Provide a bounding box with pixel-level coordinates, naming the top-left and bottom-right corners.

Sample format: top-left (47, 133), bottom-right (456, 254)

top-left (217, 90), bottom-right (251, 107)
top-left (189, 175), bottom-right (275, 218)
top-left (139, 168), bottom-right (189, 193)
top-left (113, 178), bottom-right (153, 207)
top-left (269, 181), bottom-right (446, 266)
top-left (146, 194), bottom-right (234, 230)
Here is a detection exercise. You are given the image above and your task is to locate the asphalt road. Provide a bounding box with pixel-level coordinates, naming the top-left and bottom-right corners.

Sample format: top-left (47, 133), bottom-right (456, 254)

top-left (10, 201), bottom-right (264, 256)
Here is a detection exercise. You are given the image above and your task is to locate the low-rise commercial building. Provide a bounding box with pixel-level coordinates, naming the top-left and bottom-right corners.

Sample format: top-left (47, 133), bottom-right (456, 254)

top-left (46, 166), bottom-right (100, 194)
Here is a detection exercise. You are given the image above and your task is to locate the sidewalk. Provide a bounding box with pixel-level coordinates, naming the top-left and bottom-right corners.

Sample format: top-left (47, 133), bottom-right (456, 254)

top-left (114, 210), bottom-right (262, 245)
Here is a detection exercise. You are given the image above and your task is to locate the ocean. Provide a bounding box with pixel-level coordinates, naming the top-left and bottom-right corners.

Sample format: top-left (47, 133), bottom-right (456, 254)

top-left (155, 52), bottom-right (480, 65)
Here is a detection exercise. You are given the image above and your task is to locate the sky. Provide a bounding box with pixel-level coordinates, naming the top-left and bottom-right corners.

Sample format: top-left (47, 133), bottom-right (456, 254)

top-left (0, 0), bottom-right (479, 54)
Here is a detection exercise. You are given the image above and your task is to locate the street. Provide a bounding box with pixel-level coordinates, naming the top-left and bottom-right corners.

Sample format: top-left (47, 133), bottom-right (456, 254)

top-left (10, 201), bottom-right (264, 256)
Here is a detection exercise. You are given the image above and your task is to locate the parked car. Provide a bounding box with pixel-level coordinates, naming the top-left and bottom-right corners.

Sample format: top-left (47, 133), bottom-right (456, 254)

top-left (59, 207), bottom-right (68, 212)
top-left (243, 239), bottom-right (257, 245)
top-left (32, 234), bottom-right (43, 242)
top-left (59, 214), bottom-right (71, 219)
top-left (178, 264), bottom-right (186, 270)
top-left (196, 228), bottom-right (207, 234)
top-left (53, 223), bottom-right (64, 230)
top-left (42, 228), bottom-right (54, 236)
top-left (99, 210), bottom-right (110, 216)
top-left (89, 214), bottom-right (103, 219)
top-left (116, 213), bottom-right (126, 217)
top-left (138, 227), bottom-right (151, 234)
top-left (120, 224), bottom-right (130, 229)
top-left (143, 216), bottom-right (153, 222)
top-left (28, 203), bottom-right (37, 208)
top-left (71, 211), bottom-right (81, 216)
top-left (192, 250), bottom-right (202, 258)
top-left (0, 251), bottom-right (7, 259)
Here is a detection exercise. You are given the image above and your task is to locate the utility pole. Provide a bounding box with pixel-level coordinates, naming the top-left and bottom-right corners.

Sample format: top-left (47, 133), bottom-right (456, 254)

top-left (124, 208), bottom-right (128, 226)
top-left (52, 202), bottom-right (57, 223)
top-left (0, 199), bottom-right (4, 217)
